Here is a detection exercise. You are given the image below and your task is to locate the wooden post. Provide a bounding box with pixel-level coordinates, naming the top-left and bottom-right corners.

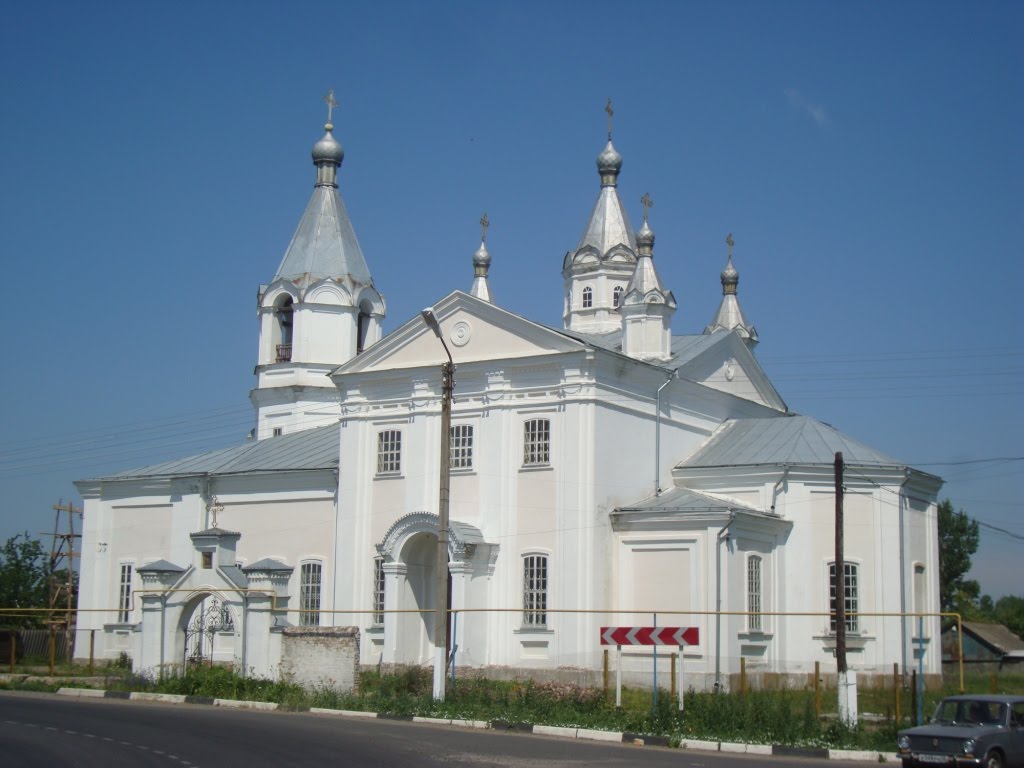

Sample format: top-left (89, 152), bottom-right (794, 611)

top-left (603, 649), bottom-right (609, 694)
top-left (8, 630), bottom-right (14, 673)
top-left (894, 663), bottom-right (901, 722)
top-left (835, 452), bottom-right (846, 674)
top-left (740, 656), bottom-right (747, 695)
top-left (990, 674), bottom-right (997, 694)
top-left (814, 660), bottom-right (821, 718)
top-left (671, 652), bottom-right (677, 699)
top-left (48, 627), bottom-right (55, 676)
top-left (89, 630), bottom-right (95, 675)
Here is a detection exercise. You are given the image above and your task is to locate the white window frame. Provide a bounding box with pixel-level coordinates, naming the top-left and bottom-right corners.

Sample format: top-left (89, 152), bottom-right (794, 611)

top-left (376, 429), bottom-right (402, 475)
top-left (523, 418), bottom-right (551, 467)
top-left (613, 285), bottom-right (623, 308)
top-left (747, 555), bottom-right (763, 632)
top-left (299, 561), bottom-right (322, 627)
top-left (117, 563), bottom-right (133, 623)
top-left (372, 557), bottom-right (385, 626)
top-left (582, 286), bottom-right (593, 308)
top-left (449, 424), bottom-right (473, 470)
top-left (829, 560), bottom-right (859, 633)
top-left (522, 553), bottom-right (548, 628)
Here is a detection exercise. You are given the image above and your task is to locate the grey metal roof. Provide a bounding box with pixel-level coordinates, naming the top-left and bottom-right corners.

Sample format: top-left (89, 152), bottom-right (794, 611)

top-left (959, 622), bottom-right (1024, 654)
top-left (550, 328), bottom-right (731, 372)
top-left (96, 423), bottom-right (340, 481)
top-left (273, 180), bottom-right (372, 291)
top-left (679, 415), bottom-right (906, 469)
top-left (242, 558), bottom-right (294, 573)
top-left (137, 559), bottom-right (186, 573)
top-left (575, 184), bottom-right (637, 256)
top-left (615, 487), bottom-right (762, 514)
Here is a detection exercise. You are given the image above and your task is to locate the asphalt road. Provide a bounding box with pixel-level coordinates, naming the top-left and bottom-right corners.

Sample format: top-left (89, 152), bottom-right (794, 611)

top-left (0, 691), bottom-right (874, 768)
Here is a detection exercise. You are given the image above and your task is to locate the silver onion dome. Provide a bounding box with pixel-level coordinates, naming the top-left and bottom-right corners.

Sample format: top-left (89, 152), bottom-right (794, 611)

top-left (596, 140), bottom-right (622, 185)
top-left (636, 220), bottom-right (655, 254)
top-left (473, 242), bottom-right (491, 271)
top-left (721, 255), bottom-right (739, 295)
top-left (312, 123), bottom-right (344, 165)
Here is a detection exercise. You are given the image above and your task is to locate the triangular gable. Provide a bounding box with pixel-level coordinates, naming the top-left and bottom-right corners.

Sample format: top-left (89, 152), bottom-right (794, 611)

top-left (335, 291), bottom-right (587, 375)
top-left (675, 332), bottom-right (786, 411)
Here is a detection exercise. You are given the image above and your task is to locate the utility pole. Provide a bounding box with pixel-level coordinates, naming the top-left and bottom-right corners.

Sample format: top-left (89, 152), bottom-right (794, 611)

top-left (834, 452), bottom-right (857, 724)
top-left (421, 307), bottom-right (454, 701)
top-left (46, 500), bottom-right (81, 661)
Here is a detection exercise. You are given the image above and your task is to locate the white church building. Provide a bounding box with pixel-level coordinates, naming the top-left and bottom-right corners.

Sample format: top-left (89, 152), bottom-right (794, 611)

top-left (73, 105), bottom-right (943, 689)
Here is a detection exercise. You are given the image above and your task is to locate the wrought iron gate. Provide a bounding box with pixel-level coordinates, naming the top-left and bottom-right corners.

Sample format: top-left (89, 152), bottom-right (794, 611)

top-left (184, 597), bottom-right (234, 665)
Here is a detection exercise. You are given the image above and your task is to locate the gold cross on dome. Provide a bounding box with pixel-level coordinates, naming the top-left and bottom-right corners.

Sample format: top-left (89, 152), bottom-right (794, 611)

top-left (480, 212), bottom-right (489, 242)
top-left (640, 192), bottom-right (654, 224)
top-left (726, 233), bottom-right (734, 257)
top-left (323, 89), bottom-right (339, 124)
top-left (605, 98), bottom-right (614, 139)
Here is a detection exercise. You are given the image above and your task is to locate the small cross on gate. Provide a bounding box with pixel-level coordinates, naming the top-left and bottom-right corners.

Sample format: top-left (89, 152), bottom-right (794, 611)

top-left (480, 212), bottom-right (489, 242)
top-left (208, 496), bottom-right (224, 529)
top-left (640, 192), bottom-right (654, 224)
top-left (323, 89), bottom-right (339, 124)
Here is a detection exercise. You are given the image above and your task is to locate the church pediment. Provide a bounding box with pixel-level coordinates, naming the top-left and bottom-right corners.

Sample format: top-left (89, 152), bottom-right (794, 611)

top-left (677, 332), bottom-right (786, 411)
top-left (334, 291), bottom-right (586, 375)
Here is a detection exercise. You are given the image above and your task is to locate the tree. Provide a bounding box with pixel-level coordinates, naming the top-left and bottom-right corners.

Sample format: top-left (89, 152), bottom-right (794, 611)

top-left (937, 499), bottom-right (980, 613)
top-left (0, 533), bottom-right (51, 629)
top-left (992, 595), bottom-right (1024, 640)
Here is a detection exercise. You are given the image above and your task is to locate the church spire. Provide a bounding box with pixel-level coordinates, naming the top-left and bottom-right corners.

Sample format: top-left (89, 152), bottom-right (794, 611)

top-left (704, 233), bottom-right (758, 348)
top-left (620, 194), bottom-right (676, 362)
top-left (562, 100), bottom-right (638, 333)
top-left (470, 213), bottom-right (493, 302)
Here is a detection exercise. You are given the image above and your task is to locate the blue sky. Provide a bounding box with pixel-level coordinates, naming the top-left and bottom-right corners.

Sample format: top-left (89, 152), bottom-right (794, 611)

top-left (1, 1), bottom-right (1020, 598)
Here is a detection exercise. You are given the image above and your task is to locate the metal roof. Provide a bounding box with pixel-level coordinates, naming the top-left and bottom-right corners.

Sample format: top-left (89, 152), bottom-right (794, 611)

top-left (272, 156), bottom-right (373, 291)
top-left (242, 558), bottom-right (294, 573)
top-left (615, 486), bottom-right (762, 514)
top-left (96, 423), bottom-right (340, 481)
top-left (551, 328), bottom-right (731, 372)
top-left (137, 559), bottom-right (185, 573)
top-left (679, 414), bottom-right (906, 469)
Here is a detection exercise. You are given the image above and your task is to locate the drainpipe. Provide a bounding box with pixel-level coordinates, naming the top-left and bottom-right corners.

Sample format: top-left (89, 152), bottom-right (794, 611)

top-left (898, 469), bottom-right (911, 682)
top-left (654, 372), bottom-right (676, 496)
top-left (769, 466), bottom-right (789, 515)
top-left (714, 510), bottom-right (737, 691)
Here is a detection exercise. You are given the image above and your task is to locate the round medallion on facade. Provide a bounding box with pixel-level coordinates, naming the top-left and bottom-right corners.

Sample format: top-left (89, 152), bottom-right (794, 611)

top-left (450, 320), bottom-right (472, 347)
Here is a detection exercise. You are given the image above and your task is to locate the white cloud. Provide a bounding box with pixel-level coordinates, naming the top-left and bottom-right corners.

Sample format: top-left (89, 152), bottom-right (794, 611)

top-left (784, 87), bottom-right (829, 126)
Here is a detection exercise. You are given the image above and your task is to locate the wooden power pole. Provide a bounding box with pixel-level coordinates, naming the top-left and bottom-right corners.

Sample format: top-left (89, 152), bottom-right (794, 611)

top-left (45, 500), bottom-right (81, 661)
top-left (834, 452), bottom-right (846, 674)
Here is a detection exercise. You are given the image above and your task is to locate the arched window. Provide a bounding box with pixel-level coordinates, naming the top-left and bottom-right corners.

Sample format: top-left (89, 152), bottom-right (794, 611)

top-left (356, 299), bottom-right (373, 355)
top-left (522, 553), bottom-right (548, 627)
top-left (829, 561), bottom-right (859, 633)
top-left (299, 560), bottom-right (322, 627)
top-left (275, 297), bottom-right (294, 362)
top-left (747, 555), bottom-right (762, 631)
top-left (613, 286), bottom-right (623, 308)
top-left (582, 286), bottom-right (593, 309)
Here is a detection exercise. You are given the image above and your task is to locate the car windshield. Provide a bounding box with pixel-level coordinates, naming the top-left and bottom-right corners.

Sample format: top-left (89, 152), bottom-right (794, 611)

top-left (933, 700), bottom-right (1005, 725)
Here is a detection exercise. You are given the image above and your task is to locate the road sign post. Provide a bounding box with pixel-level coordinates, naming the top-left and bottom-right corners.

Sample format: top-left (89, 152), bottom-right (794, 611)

top-left (600, 626), bottom-right (699, 712)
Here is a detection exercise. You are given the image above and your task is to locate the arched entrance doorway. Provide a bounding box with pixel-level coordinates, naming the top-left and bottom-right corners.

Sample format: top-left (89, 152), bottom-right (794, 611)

top-left (394, 532), bottom-right (450, 665)
top-left (181, 594), bottom-right (237, 666)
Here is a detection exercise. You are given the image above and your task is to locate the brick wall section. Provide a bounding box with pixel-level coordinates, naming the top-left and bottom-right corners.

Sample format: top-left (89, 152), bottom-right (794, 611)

top-left (280, 626), bottom-right (359, 691)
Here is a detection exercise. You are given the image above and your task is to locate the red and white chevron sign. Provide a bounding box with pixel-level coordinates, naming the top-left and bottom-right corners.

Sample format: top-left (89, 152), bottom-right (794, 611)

top-left (600, 626), bottom-right (699, 646)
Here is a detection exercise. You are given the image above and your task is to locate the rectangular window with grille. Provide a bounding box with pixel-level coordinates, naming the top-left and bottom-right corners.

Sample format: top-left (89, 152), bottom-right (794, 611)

top-left (117, 563), bottom-right (132, 623)
top-left (373, 557), bottom-right (385, 625)
top-left (299, 561), bottom-right (322, 627)
top-left (450, 424), bottom-right (474, 469)
top-left (747, 556), bottom-right (762, 632)
top-left (522, 554), bottom-right (548, 627)
top-left (523, 419), bottom-right (550, 466)
top-left (829, 561), bottom-right (859, 633)
top-left (377, 430), bottom-right (401, 475)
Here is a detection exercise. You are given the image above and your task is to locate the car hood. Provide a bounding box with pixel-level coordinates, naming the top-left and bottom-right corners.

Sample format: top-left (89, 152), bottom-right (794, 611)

top-left (901, 724), bottom-right (1004, 739)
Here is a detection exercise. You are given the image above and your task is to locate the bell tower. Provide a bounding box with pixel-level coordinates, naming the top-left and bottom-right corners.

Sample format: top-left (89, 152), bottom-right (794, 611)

top-left (251, 91), bottom-right (385, 439)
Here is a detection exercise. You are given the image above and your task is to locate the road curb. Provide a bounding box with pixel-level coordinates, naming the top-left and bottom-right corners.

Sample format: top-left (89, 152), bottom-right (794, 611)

top-left (48, 687), bottom-right (900, 759)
